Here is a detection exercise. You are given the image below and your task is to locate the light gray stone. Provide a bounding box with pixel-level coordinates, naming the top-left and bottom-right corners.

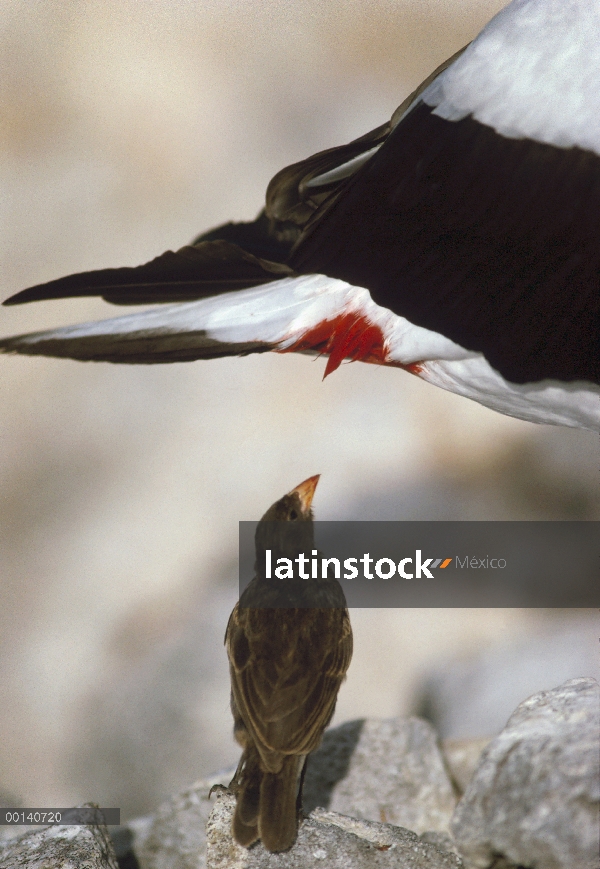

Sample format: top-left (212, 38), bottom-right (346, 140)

top-left (441, 738), bottom-right (491, 796)
top-left (308, 717), bottom-right (456, 834)
top-left (134, 771), bottom-right (234, 869)
top-left (301, 718), bottom-right (365, 814)
top-left (206, 790), bottom-right (464, 868)
top-left (451, 677), bottom-right (600, 869)
top-left (0, 819), bottom-right (118, 869)
top-left (127, 813), bottom-right (155, 854)
top-left (419, 831), bottom-right (461, 859)
top-left (128, 717), bottom-right (457, 867)
top-left (110, 815), bottom-right (154, 866)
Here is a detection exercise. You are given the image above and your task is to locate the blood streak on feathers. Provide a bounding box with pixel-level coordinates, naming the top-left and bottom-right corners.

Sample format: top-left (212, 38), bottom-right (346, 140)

top-left (280, 311), bottom-right (387, 377)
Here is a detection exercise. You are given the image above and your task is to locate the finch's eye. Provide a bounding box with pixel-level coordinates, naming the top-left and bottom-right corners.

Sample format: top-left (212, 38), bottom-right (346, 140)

top-left (289, 509), bottom-right (298, 521)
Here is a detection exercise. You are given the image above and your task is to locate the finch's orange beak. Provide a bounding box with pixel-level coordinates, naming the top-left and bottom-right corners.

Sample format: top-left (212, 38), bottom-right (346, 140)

top-left (289, 474), bottom-right (320, 512)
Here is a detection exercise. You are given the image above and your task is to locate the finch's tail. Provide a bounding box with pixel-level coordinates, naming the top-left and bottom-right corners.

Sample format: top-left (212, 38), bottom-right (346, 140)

top-left (258, 755), bottom-right (304, 853)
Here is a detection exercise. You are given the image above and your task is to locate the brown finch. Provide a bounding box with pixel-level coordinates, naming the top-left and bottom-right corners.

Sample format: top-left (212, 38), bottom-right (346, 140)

top-left (225, 475), bottom-right (352, 852)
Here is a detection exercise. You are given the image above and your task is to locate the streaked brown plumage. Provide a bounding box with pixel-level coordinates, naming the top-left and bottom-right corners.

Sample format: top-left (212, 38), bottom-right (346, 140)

top-left (225, 475), bottom-right (352, 852)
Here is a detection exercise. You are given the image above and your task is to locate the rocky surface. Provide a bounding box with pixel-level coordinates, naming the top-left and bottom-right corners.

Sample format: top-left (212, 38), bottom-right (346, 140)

top-left (452, 677), bottom-right (600, 869)
top-left (0, 817), bottom-right (118, 869)
top-left (123, 716), bottom-right (460, 869)
top-left (304, 717), bottom-right (456, 833)
top-left (440, 738), bottom-right (491, 797)
top-left (4, 678), bottom-right (596, 869)
top-left (131, 772), bottom-right (229, 869)
top-left (206, 791), bottom-right (463, 869)
top-left (122, 681), bottom-right (598, 869)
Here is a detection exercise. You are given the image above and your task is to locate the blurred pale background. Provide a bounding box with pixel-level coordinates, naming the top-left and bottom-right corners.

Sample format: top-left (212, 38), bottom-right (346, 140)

top-left (0, 0), bottom-right (597, 820)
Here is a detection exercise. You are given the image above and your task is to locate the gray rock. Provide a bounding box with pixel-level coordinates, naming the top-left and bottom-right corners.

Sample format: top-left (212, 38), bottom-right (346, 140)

top-left (135, 771), bottom-right (233, 869)
top-left (110, 815), bottom-right (154, 866)
top-left (306, 717), bottom-right (456, 834)
top-left (129, 716), bottom-right (456, 867)
top-left (301, 718), bottom-right (364, 813)
top-left (206, 790), bottom-right (464, 868)
top-left (0, 819), bottom-right (118, 869)
top-left (451, 677), bottom-right (600, 869)
top-left (419, 831), bottom-right (461, 859)
top-left (440, 738), bottom-right (491, 796)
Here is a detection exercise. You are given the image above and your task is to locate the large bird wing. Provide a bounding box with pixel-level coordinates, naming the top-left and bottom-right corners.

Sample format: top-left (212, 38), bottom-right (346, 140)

top-left (2, 28), bottom-right (598, 398)
top-left (2, 48), bottom-right (465, 310)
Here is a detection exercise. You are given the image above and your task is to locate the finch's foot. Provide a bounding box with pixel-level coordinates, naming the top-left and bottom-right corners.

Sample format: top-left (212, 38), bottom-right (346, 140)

top-left (208, 783), bottom-right (232, 799)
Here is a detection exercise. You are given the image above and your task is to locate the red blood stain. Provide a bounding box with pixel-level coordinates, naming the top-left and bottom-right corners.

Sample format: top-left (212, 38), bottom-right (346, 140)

top-left (278, 311), bottom-right (388, 378)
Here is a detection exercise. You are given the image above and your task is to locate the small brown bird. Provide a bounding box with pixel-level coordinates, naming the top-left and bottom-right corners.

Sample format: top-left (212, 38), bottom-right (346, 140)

top-left (225, 475), bottom-right (352, 852)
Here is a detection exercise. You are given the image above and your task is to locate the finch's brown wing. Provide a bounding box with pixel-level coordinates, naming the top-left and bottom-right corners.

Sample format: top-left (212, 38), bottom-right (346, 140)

top-left (256, 610), bottom-right (352, 756)
top-left (227, 608), bottom-right (352, 766)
